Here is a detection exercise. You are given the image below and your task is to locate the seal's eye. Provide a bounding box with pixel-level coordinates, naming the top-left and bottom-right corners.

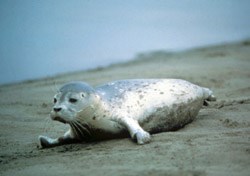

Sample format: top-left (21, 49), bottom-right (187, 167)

top-left (69, 98), bottom-right (78, 103)
top-left (54, 98), bottom-right (57, 104)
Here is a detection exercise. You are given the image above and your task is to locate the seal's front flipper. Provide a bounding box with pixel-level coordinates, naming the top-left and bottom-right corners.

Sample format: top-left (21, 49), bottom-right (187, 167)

top-left (118, 117), bottom-right (151, 145)
top-left (133, 131), bottom-right (151, 145)
top-left (39, 135), bottom-right (58, 148)
top-left (38, 130), bottom-right (77, 148)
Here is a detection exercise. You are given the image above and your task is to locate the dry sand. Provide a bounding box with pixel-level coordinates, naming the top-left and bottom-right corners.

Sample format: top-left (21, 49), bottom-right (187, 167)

top-left (0, 41), bottom-right (250, 176)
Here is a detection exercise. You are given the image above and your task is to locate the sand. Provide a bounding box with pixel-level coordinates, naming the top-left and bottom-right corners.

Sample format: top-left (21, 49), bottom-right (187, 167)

top-left (0, 40), bottom-right (250, 176)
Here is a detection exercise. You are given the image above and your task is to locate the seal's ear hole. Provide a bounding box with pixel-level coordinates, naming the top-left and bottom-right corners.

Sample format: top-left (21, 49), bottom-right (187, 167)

top-left (81, 93), bottom-right (85, 98)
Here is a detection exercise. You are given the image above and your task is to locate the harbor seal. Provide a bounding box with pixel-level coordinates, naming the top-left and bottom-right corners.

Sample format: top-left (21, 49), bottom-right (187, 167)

top-left (39, 79), bottom-right (216, 148)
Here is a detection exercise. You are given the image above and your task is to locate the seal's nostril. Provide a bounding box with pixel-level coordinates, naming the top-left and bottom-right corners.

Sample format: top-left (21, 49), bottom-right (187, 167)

top-left (54, 108), bottom-right (62, 112)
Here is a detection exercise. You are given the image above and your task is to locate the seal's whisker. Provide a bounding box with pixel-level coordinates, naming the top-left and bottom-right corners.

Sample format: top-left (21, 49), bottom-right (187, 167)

top-left (72, 122), bottom-right (81, 138)
top-left (68, 122), bottom-right (77, 138)
top-left (42, 116), bottom-right (52, 134)
top-left (74, 120), bottom-right (91, 136)
top-left (74, 120), bottom-right (91, 138)
top-left (71, 121), bottom-right (87, 139)
top-left (69, 122), bottom-right (82, 139)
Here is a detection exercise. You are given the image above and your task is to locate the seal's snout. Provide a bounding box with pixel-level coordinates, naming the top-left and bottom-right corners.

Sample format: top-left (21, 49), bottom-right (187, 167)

top-left (53, 107), bottom-right (62, 112)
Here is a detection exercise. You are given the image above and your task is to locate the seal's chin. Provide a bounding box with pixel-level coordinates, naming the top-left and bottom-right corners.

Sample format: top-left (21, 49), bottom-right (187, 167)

top-left (51, 115), bottom-right (67, 124)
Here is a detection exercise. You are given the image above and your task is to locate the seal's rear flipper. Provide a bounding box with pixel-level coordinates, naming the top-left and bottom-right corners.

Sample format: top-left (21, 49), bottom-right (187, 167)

top-left (202, 87), bottom-right (216, 106)
top-left (207, 94), bottom-right (216, 101)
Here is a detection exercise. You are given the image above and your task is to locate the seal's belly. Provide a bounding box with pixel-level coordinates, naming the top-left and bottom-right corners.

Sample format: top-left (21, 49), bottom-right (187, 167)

top-left (139, 97), bottom-right (203, 133)
top-left (86, 118), bottom-right (129, 140)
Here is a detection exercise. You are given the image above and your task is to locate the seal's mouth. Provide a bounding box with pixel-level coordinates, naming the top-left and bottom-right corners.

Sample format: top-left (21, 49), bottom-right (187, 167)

top-left (53, 116), bottom-right (67, 124)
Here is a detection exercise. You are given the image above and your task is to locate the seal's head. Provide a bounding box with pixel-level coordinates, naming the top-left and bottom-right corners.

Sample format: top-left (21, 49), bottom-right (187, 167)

top-left (50, 82), bottom-right (97, 123)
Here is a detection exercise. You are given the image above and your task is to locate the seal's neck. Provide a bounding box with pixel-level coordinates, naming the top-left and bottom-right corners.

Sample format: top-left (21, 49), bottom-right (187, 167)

top-left (76, 93), bottom-right (108, 122)
top-left (94, 95), bottom-right (113, 119)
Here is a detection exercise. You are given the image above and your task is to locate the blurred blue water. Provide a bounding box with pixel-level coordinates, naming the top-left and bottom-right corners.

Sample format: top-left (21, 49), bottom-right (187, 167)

top-left (0, 0), bottom-right (250, 85)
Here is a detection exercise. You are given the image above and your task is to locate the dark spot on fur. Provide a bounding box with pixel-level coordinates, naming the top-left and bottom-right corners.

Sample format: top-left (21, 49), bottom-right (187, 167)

top-left (139, 95), bottom-right (144, 99)
top-left (93, 116), bottom-right (96, 120)
top-left (160, 92), bottom-right (164, 94)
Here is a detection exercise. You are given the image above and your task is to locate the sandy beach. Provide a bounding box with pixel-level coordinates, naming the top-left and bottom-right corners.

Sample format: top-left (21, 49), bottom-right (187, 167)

top-left (0, 40), bottom-right (250, 176)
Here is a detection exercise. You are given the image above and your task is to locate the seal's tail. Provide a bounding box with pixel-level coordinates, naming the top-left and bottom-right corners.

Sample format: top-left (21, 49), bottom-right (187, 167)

top-left (202, 87), bottom-right (216, 106)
